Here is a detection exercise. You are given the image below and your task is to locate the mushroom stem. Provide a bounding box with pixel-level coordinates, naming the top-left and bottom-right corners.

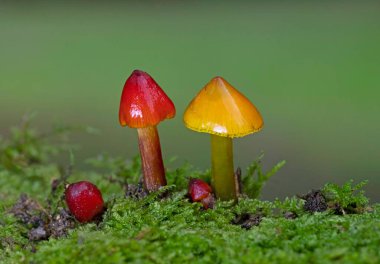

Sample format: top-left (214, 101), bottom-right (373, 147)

top-left (210, 135), bottom-right (237, 201)
top-left (137, 126), bottom-right (167, 192)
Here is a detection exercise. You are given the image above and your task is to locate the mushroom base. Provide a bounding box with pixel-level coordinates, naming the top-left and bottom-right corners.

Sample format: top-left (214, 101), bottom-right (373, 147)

top-left (137, 126), bottom-right (167, 192)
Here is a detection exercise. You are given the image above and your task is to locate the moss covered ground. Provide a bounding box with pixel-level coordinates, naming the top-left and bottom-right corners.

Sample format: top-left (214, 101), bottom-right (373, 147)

top-left (0, 120), bottom-right (379, 264)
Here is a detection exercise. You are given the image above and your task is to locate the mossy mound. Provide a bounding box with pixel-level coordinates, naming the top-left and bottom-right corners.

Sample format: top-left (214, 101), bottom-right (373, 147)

top-left (0, 119), bottom-right (379, 264)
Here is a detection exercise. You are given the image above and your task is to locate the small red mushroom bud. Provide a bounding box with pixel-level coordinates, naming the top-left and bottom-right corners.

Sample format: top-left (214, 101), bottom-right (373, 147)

top-left (188, 178), bottom-right (215, 209)
top-left (65, 181), bottom-right (104, 223)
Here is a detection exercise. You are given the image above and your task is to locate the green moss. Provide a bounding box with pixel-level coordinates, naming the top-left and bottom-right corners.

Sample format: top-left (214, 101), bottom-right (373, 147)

top-left (1, 120), bottom-right (380, 263)
top-left (3, 197), bottom-right (380, 263)
top-left (241, 153), bottom-right (286, 199)
top-left (322, 180), bottom-right (370, 214)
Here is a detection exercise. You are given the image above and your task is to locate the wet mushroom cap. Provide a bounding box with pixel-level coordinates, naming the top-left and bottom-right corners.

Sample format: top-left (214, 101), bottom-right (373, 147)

top-left (65, 181), bottom-right (104, 223)
top-left (183, 77), bottom-right (263, 138)
top-left (188, 178), bottom-right (213, 202)
top-left (119, 70), bottom-right (176, 128)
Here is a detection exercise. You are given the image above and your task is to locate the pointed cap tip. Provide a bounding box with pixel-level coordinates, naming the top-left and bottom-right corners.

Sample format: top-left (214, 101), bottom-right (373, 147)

top-left (131, 69), bottom-right (145, 76)
top-left (211, 76), bottom-right (226, 84)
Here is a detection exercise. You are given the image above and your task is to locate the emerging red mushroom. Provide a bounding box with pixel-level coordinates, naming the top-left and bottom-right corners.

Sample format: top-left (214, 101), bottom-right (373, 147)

top-left (188, 178), bottom-right (215, 209)
top-left (65, 181), bottom-right (104, 223)
top-left (119, 70), bottom-right (176, 192)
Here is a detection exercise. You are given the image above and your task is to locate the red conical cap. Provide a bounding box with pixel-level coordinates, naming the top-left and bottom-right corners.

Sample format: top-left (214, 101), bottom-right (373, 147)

top-left (119, 70), bottom-right (176, 128)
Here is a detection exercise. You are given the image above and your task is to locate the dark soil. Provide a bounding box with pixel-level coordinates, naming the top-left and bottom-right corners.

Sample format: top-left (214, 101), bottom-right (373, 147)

top-left (29, 226), bottom-right (49, 241)
top-left (10, 194), bottom-right (75, 242)
top-left (300, 190), bottom-right (328, 213)
top-left (125, 183), bottom-right (148, 199)
top-left (10, 194), bottom-right (49, 226)
top-left (48, 209), bottom-right (76, 238)
top-left (232, 213), bottom-right (263, 230)
top-left (284, 211), bottom-right (298, 219)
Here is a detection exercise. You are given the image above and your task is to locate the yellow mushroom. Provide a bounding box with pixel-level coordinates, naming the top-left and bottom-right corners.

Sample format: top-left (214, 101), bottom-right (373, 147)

top-left (183, 76), bottom-right (263, 201)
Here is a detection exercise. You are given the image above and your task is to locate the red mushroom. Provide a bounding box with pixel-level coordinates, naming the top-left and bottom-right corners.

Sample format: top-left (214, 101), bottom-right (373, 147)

top-left (188, 178), bottom-right (215, 209)
top-left (119, 70), bottom-right (176, 192)
top-left (65, 181), bottom-right (104, 223)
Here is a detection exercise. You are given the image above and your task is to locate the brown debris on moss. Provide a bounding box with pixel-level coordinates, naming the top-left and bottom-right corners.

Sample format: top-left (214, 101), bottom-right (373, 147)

top-left (29, 227), bottom-right (49, 241)
top-left (49, 209), bottom-right (76, 238)
top-left (284, 211), bottom-right (298, 219)
top-left (10, 194), bottom-right (48, 226)
top-left (125, 183), bottom-right (148, 199)
top-left (232, 213), bottom-right (263, 230)
top-left (9, 194), bottom-right (75, 242)
top-left (300, 190), bottom-right (328, 213)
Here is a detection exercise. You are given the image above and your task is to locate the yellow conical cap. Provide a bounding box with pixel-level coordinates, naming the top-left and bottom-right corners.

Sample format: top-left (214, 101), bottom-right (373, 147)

top-left (183, 77), bottom-right (263, 138)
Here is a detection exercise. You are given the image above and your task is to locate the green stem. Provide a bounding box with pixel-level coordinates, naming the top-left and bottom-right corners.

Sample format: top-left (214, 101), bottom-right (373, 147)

top-left (137, 126), bottom-right (167, 192)
top-left (211, 135), bottom-right (237, 201)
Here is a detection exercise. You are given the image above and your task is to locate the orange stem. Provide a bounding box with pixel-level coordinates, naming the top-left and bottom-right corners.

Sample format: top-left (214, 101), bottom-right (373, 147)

top-left (137, 126), bottom-right (167, 192)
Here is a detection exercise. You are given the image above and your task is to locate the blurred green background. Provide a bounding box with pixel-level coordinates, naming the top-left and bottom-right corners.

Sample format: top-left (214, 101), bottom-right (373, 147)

top-left (1, 1), bottom-right (379, 201)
